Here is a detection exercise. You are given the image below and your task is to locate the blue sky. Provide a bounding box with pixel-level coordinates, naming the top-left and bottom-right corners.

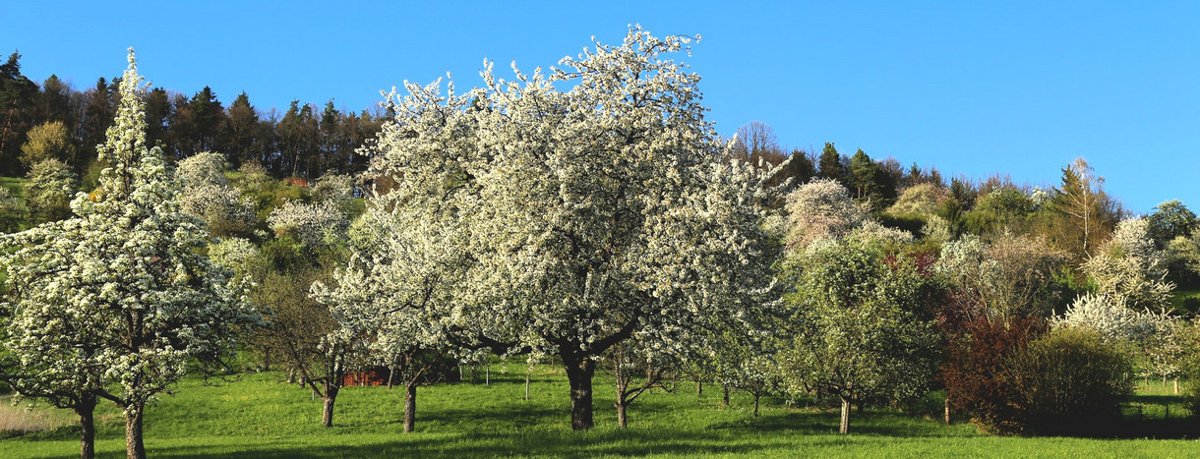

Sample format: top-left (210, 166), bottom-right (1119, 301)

top-left (3, 1), bottom-right (1197, 212)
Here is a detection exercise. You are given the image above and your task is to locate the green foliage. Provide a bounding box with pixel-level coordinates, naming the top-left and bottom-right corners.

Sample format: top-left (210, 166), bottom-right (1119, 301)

top-left (18, 121), bottom-right (75, 169)
top-left (816, 142), bottom-right (843, 182)
top-left (1147, 200), bottom-right (1197, 247)
top-left (1007, 327), bottom-right (1135, 435)
top-left (961, 187), bottom-right (1034, 236)
top-left (22, 158), bottom-right (77, 223)
top-left (847, 149), bottom-right (897, 210)
top-left (0, 183), bottom-right (27, 233)
top-left (781, 239), bottom-right (942, 421)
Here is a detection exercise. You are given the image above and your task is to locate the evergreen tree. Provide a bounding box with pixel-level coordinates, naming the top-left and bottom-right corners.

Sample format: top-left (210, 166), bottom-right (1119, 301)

top-left (817, 142), bottom-right (844, 182)
top-left (143, 87), bottom-right (171, 150)
top-left (0, 51), bottom-right (41, 175)
top-left (225, 92), bottom-right (260, 168)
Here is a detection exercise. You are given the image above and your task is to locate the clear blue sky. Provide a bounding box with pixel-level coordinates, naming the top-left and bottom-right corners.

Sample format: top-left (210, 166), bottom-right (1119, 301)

top-left (3, 0), bottom-right (1197, 212)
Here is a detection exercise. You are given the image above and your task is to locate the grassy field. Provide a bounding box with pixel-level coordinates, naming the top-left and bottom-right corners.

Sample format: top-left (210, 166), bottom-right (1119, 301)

top-left (0, 362), bottom-right (1197, 458)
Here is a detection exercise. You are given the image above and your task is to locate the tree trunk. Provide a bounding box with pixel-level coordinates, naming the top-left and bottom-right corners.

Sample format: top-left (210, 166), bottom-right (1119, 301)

top-left (322, 387), bottom-right (339, 427)
top-left (76, 395), bottom-right (97, 459)
top-left (753, 392), bottom-right (761, 417)
top-left (616, 400), bottom-right (628, 428)
top-left (721, 384), bottom-right (730, 409)
top-left (125, 404), bottom-right (146, 459)
top-left (1174, 378), bottom-right (1179, 395)
top-left (524, 371), bottom-right (531, 401)
top-left (839, 398), bottom-right (851, 435)
top-left (403, 382), bottom-right (417, 433)
top-left (387, 365), bottom-right (397, 389)
top-left (485, 365), bottom-right (490, 386)
top-left (563, 355), bottom-right (596, 430)
top-left (944, 397), bottom-right (951, 425)
top-left (697, 381), bottom-right (703, 398)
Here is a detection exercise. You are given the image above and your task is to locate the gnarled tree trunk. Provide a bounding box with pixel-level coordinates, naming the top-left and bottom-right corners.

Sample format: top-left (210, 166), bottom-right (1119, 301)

top-left (562, 354), bottom-right (596, 430)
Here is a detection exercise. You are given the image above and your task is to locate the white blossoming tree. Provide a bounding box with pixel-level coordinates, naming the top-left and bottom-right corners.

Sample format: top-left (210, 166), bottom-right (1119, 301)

top-left (24, 157), bottom-right (78, 223)
top-left (935, 234), bottom-right (1068, 323)
top-left (348, 28), bottom-right (781, 431)
top-left (176, 151), bottom-right (258, 238)
top-left (0, 50), bottom-right (253, 459)
top-left (1083, 218), bottom-right (1174, 310)
top-left (267, 200), bottom-right (349, 250)
top-left (311, 198), bottom-right (465, 432)
top-left (784, 178), bottom-right (868, 251)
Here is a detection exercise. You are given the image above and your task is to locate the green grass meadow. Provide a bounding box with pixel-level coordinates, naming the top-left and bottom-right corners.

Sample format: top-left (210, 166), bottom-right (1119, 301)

top-left (1, 361), bottom-right (1198, 458)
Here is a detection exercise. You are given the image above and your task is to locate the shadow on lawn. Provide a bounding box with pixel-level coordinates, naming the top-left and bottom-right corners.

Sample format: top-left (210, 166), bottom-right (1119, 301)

top-left (142, 430), bottom-right (773, 459)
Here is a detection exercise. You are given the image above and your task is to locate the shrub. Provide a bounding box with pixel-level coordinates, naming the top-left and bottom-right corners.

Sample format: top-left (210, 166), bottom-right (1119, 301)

top-left (942, 316), bottom-right (1044, 434)
top-left (1006, 327), bottom-right (1135, 435)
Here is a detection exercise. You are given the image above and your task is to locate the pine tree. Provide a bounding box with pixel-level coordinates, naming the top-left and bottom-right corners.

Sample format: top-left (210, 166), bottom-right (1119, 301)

top-left (817, 142), bottom-right (844, 183)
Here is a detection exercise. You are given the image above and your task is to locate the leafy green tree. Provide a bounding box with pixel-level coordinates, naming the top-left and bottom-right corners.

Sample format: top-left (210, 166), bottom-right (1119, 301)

top-left (961, 187), bottom-right (1036, 236)
top-left (781, 238), bottom-right (941, 434)
top-left (19, 120), bottom-right (76, 168)
top-left (1147, 200), bottom-right (1197, 247)
top-left (38, 74), bottom-right (76, 127)
top-left (143, 87), bottom-right (171, 150)
top-left (0, 187), bottom-right (27, 233)
top-left (848, 148), bottom-right (896, 209)
top-left (79, 77), bottom-right (116, 172)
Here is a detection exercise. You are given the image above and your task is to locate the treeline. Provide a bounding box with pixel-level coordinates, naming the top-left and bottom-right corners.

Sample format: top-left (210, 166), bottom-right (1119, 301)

top-left (0, 51), bottom-right (383, 179)
top-left (729, 120), bottom-right (1139, 267)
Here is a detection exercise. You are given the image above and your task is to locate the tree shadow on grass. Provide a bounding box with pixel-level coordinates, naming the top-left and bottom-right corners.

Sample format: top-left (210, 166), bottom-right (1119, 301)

top-left (708, 409), bottom-right (962, 438)
top-left (138, 430), bottom-right (775, 459)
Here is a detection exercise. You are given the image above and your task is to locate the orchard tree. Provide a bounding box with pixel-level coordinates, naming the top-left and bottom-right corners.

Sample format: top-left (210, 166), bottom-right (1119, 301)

top-left (0, 49), bottom-right (253, 459)
top-left (257, 173), bottom-right (357, 427)
top-left (781, 234), bottom-right (941, 434)
top-left (312, 198), bottom-right (467, 433)
top-left (360, 28), bottom-right (781, 430)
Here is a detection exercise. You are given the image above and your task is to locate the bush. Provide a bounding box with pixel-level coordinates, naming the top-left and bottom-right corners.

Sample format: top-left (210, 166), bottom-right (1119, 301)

top-left (943, 316), bottom-right (1044, 434)
top-left (1176, 321), bottom-right (1200, 416)
top-left (1006, 327), bottom-right (1135, 435)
